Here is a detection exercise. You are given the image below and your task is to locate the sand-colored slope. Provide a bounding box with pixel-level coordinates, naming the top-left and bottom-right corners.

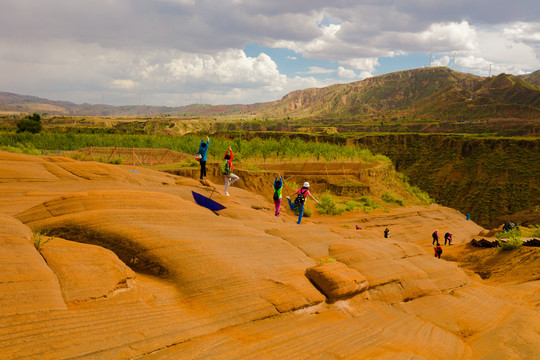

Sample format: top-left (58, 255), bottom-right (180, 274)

top-left (0, 214), bottom-right (66, 316)
top-left (0, 151), bottom-right (539, 359)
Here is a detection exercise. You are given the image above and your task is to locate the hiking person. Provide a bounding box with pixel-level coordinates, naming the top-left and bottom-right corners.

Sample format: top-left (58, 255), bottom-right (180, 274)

top-left (444, 232), bottom-right (452, 245)
top-left (384, 228), bottom-right (390, 238)
top-left (273, 174), bottom-right (283, 216)
top-left (432, 229), bottom-right (439, 245)
top-left (286, 181), bottom-right (319, 225)
top-left (502, 222), bottom-right (516, 232)
top-left (197, 136), bottom-right (210, 180)
top-left (222, 146), bottom-right (239, 196)
top-left (434, 243), bottom-right (443, 259)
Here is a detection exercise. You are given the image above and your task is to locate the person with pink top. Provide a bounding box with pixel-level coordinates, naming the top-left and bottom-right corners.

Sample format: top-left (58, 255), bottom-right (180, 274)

top-left (286, 181), bottom-right (319, 224)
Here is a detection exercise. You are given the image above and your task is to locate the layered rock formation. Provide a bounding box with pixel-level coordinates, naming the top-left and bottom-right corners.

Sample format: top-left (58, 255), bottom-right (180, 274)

top-left (0, 151), bottom-right (538, 359)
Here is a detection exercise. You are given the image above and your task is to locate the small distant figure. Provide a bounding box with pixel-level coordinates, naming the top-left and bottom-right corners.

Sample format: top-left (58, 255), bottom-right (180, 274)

top-left (222, 146), bottom-right (239, 196)
top-left (502, 222), bottom-right (516, 232)
top-left (432, 229), bottom-right (439, 245)
top-left (434, 243), bottom-right (443, 259)
top-left (198, 136), bottom-right (210, 180)
top-left (466, 213), bottom-right (471, 221)
top-left (384, 228), bottom-right (390, 238)
top-left (356, 225), bottom-right (362, 230)
top-left (444, 232), bottom-right (452, 245)
top-left (286, 181), bottom-right (319, 225)
top-left (273, 174), bottom-right (283, 216)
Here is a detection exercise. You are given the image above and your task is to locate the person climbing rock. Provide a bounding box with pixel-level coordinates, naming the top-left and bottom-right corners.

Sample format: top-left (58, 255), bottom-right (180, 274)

top-left (434, 243), bottom-right (443, 259)
top-left (432, 229), bottom-right (439, 245)
top-left (222, 146), bottom-right (239, 196)
top-left (286, 181), bottom-right (318, 225)
top-left (444, 232), bottom-right (452, 245)
top-left (273, 174), bottom-right (283, 216)
top-left (198, 136), bottom-right (210, 180)
top-left (384, 228), bottom-right (390, 238)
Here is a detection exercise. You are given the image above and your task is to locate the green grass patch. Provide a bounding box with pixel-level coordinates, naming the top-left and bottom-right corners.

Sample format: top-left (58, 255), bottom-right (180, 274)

top-left (316, 192), bottom-right (345, 215)
top-left (382, 191), bottom-right (405, 206)
top-left (496, 227), bottom-right (524, 250)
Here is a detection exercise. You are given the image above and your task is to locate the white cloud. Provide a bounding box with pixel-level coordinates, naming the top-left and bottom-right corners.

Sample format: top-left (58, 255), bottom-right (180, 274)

top-left (503, 22), bottom-right (540, 43)
top-left (420, 21), bottom-right (477, 51)
top-left (165, 50), bottom-right (286, 88)
top-left (430, 56), bottom-right (450, 67)
top-left (336, 66), bottom-right (357, 79)
top-left (339, 58), bottom-right (379, 73)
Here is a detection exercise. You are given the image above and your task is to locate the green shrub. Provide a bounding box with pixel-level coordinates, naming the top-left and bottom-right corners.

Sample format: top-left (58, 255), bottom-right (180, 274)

top-left (316, 192), bottom-right (344, 215)
top-left (407, 185), bottom-right (432, 204)
top-left (495, 227), bottom-right (523, 239)
top-left (345, 200), bottom-right (363, 211)
top-left (496, 227), bottom-right (523, 250)
top-left (353, 196), bottom-right (382, 213)
top-left (33, 230), bottom-right (54, 251)
top-left (382, 191), bottom-right (405, 206)
top-left (16, 113), bottom-right (42, 134)
top-left (498, 236), bottom-right (523, 250)
top-left (528, 225), bottom-right (540, 238)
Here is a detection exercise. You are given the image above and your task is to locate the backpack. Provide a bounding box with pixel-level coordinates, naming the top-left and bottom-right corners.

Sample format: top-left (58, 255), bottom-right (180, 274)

top-left (436, 246), bottom-right (443, 255)
top-left (273, 181), bottom-right (282, 200)
top-left (294, 189), bottom-right (307, 206)
top-left (221, 160), bottom-right (231, 175)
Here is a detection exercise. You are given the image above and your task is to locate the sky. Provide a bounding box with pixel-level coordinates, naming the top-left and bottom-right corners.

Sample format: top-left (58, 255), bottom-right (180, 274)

top-left (1, 1), bottom-right (539, 107)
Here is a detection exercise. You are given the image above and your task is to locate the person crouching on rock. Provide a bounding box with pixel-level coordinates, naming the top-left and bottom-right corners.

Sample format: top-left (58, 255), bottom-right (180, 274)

top-left (444, 232), bottom-right (452, 245)
top-left (434, 243), bottom-right (443, 259)
top-left (384, 228), bottom-right (390, 238)
top-left (286, 181), bottom-right (319, 225)
top-left (273, 174), bottom-right (283, 216)
top-left (222, 146), bottom-right (239, 196)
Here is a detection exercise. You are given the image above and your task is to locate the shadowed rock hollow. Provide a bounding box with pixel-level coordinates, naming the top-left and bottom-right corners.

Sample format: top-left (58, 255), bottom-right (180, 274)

top-left (0, 151), bottom-right (539, 359)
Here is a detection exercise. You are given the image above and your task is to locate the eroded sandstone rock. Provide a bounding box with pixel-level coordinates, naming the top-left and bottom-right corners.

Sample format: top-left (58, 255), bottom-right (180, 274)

top-left (0, 214), bottom-right (66, 316)
top-left (40, 237), bottom-right (136, 303)
top-left (306, 261), bottom-right (369, 300)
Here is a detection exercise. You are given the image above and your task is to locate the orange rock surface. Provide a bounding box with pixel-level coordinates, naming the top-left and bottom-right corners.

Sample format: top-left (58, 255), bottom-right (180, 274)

top-left (0, 151), bottom-right (538, 359)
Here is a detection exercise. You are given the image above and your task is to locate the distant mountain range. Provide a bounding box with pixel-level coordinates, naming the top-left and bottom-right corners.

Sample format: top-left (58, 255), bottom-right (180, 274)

top-left (1, 67), bottom-right (539, 119)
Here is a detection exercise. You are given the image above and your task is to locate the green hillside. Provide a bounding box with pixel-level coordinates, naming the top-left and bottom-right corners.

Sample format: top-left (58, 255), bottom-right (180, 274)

top-left (257, 67), bottom-right (540, 121)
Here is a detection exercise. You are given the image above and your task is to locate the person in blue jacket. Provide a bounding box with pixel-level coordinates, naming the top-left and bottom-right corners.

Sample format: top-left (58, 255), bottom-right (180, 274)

top-left (198, 136), bottom-right (210, 180)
